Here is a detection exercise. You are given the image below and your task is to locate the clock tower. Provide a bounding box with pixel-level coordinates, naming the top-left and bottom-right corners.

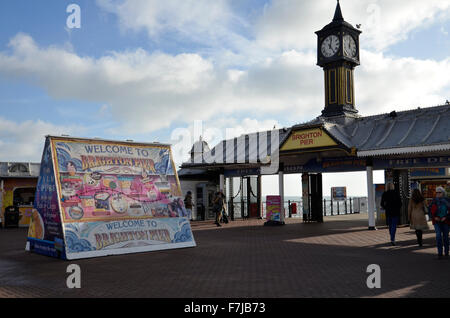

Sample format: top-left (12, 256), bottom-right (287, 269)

top-left (316, 1), bottom-right (361, 117)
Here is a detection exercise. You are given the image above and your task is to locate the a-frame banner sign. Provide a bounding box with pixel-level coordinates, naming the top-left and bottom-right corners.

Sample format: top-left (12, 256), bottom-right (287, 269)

top-left (26, 136), bottom-right (196, 260)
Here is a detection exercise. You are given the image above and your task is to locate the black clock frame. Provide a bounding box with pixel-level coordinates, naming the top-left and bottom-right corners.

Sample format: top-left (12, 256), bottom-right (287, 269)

top-left (315, 2), bottom-right (362, 117)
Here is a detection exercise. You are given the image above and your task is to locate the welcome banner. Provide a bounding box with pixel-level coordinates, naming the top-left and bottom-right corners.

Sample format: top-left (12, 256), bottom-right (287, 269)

top-left (27, 136), bottom-right (196, 260)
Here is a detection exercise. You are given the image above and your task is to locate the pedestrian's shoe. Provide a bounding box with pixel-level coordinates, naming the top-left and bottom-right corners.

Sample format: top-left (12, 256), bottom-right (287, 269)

top-left (215, 222), bottom-right (221, 227)
top-left (391, 241), bottom-right (395, 246)
top-left (436, 255), bottom-right (443, 260)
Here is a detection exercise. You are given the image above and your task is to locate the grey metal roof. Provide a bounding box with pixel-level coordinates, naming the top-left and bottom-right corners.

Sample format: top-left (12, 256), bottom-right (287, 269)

top-left (182, 128), bottom-right (290, 167)
top-left (336, 104), bottom-right (450, 156)
top-left (178, 167), bottom-right (209, 176)
top-left (0, 162), bottom-right (40, 178)
top-left (181, 104), bottom-right (450, 169)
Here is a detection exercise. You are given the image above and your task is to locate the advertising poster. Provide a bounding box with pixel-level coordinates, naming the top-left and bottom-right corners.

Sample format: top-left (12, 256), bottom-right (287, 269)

top-left (27, 136), bottom-right (196, 260)
top-left (266, 195), bottom-right (281, 222)
top-left (410, 168), bottom-right (446, 178)
top-left (26, 138), bottom-right (64, 258)
top-left (331, 187), bottom-right (347, 201)
top-left (374, 184), bottom-right (386, 226)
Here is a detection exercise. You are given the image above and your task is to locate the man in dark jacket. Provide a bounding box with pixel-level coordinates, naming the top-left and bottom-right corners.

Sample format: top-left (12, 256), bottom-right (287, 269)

top-left (381, 183), bottom-right (402, 245)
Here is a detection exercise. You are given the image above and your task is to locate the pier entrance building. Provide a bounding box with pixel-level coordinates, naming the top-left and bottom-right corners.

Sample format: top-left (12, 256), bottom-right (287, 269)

top-left (178, 2), bottom-right (450, 229)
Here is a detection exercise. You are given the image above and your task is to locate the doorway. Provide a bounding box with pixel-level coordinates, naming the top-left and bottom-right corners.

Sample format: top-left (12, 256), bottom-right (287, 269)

top-left (228, 176), bottom-right (261, 219)
top-left (302, 173), bottom-right (323, 223)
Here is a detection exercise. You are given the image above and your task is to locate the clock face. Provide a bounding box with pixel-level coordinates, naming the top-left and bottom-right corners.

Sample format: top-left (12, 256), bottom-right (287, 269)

top-left (343, 35), bottom-right (357, 58)
top-left (321, 35), bottom-right (340, 58)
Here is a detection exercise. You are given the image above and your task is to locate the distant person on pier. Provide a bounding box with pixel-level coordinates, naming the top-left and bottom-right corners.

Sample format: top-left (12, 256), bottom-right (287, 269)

top-left (429, 186), bottom-right (450, 260)
top-left (408, 189), bottom-right (429, 246)
top-left (184, 191), bottom-right (194, 221)
top-left (381, 183), bottom-right (402, 246)
top-left (213, 191), bottom-right (225, 227)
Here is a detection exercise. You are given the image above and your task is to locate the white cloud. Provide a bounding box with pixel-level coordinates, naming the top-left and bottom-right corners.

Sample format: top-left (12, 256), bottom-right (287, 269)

top-left (0, 34), bottom-right (217, 133)
top-left (96, 0), bottom-right (244, 48)
top-left (0, 34), bottom-right (318, 134)
top-left (1, 1), bottom-right (449, 197)
top-left (0, 117), bottom-right (82, 162)
top-left (357, 50), bottom-right (450, 115)
top-left (0, 32), bottom-right (448, 139)
top-left (254, 0), bottom-right (450, 52)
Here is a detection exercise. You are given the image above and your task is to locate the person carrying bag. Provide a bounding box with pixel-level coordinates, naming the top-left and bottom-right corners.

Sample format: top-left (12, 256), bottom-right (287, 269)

top-left (408, 189), bottom-right (429, 246)
top-left (429, 186), bottom-right (450, 259)
top-left (221, 199), bottom-right (229, 224)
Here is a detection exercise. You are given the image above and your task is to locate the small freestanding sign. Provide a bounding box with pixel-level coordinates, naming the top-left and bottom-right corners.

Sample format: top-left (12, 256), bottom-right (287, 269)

top-left (26, 136), bottom-right (196, 260)
top-left (266, 195), bottom-right (281, 222)
top-left (374, 184), bottom-right (386, 226)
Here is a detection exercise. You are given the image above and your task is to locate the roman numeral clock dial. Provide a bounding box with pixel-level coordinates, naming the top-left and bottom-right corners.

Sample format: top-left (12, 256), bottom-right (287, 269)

top-left (321, 35), bottom-right (340, 58)
top-left (343, 34), bottom-right (357, 57)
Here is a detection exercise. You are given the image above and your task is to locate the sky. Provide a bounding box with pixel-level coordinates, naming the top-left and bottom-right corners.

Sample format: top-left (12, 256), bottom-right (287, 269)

top-left (0, 0), bottom-right (449, 196)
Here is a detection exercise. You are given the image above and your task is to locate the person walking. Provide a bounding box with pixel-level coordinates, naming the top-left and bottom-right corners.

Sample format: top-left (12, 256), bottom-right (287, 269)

top-left (212, 191), bottom-right (224, 227)
top-left (221, 196), bottom-right (229, 224)
top-left (381, 183), bottom-right (402, 246)
top-left (184, 191), bottom-right (194, 221)
top-left (408, 189), bottom-right (429, 246)
top-left (429, 186), bottom-right (450, 260)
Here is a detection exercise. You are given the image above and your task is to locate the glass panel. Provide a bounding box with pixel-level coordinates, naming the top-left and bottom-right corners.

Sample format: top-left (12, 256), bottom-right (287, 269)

top-left (13, 187), bottom-right (36, 206)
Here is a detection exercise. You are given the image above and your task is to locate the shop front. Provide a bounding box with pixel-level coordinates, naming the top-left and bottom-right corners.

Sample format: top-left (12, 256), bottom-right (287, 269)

top-left (410, 167), bottom-right (450, 206)
top-left (0, 162), bottom-right (40, 228)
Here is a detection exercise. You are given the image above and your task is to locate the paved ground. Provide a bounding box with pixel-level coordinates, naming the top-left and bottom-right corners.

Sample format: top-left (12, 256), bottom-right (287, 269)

top-left (0, 213), bottom-right (449, 298)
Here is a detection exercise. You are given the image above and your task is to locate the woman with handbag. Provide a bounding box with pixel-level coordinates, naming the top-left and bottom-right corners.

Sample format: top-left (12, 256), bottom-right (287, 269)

top-left (408, 189), bottom-right (429, 246)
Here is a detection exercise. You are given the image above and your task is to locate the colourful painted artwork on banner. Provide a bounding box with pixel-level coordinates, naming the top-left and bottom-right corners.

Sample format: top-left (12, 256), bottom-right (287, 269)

top-left (27, 136), bottom-right (196, 260)
top-left (26, 137), bottom-right (64, 258)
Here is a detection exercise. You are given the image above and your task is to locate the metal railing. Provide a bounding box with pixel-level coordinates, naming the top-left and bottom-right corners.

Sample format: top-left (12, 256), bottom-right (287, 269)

top-left (228, 197), bottom-right (368, 220)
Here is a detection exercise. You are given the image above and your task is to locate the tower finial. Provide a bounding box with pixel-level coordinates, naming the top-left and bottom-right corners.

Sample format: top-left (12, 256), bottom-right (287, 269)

top-left (333, 0), bottom-right (344, 22)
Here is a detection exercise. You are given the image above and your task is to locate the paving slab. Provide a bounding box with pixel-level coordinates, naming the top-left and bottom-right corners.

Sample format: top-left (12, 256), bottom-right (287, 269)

top-left (0, 213), bottom-right (449, 298)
